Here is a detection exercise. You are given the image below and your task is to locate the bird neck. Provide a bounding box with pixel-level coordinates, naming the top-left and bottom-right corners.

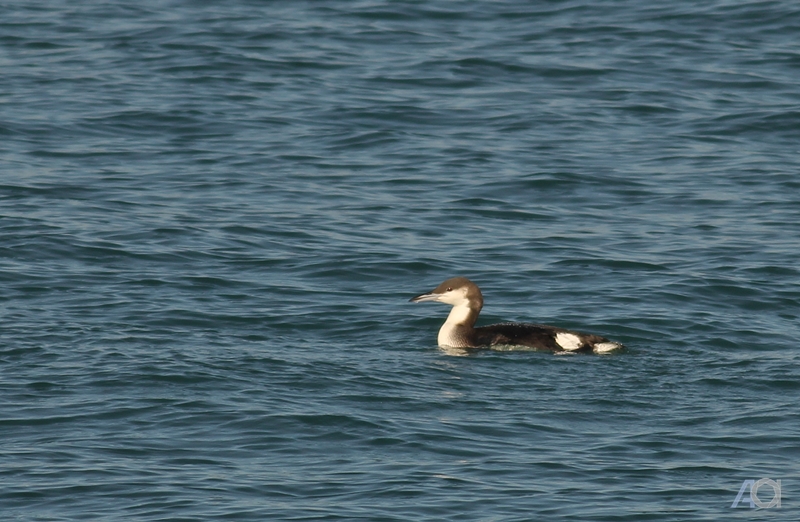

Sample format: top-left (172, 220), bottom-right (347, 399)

top-left (437, 303), bottom-right (480, 347)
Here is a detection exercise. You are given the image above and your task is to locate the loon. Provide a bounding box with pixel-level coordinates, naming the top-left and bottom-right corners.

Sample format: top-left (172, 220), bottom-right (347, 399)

top-left (410, 277), bottom-right (623, 353)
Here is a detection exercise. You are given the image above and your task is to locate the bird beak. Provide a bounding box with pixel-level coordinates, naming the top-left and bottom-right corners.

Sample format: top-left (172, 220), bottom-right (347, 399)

top-left (409, 291), bottom-right (441, 303)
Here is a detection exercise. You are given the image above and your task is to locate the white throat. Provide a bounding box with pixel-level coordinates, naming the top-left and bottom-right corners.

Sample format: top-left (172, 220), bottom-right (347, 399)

top-left (437, 303), bottom-right (476, 347)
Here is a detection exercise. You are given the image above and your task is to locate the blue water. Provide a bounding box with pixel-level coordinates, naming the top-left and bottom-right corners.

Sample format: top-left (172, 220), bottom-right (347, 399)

top-left (2, 1), bottom-right (799, 520)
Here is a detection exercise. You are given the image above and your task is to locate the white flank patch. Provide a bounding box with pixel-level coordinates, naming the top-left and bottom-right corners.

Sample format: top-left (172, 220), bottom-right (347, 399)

top-left (555, 332), bottom-right (582, 351)
top-left (593, 342), bottom-right (622, 353)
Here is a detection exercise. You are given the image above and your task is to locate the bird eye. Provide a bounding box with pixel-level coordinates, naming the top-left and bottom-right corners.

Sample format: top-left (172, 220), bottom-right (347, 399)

top-left (446, 287), bottom-right (452, 292)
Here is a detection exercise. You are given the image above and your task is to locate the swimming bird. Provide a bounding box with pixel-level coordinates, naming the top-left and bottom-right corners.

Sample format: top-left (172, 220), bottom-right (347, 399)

top-left (410, 277), bottom-right (623, 353)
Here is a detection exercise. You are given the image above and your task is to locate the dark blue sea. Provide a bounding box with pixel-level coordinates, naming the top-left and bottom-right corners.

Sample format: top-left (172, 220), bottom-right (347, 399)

top-left (2, 1), bottom-right (799, 520)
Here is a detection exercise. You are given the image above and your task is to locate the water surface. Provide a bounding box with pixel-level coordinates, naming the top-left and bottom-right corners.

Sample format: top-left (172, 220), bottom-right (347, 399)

top-left (2, 1), bottom-right (799, 520)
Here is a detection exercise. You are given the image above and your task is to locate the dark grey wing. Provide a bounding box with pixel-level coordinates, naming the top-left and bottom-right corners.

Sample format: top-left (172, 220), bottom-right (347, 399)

top-left (474, 322), bottom-right (589, 351)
